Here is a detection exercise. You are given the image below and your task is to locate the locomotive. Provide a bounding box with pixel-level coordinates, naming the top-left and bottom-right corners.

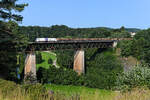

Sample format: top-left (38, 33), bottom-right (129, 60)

top-left (35, 38), bottom-right (130, 42)
top-left (35, 38), bottom-right (57, 42)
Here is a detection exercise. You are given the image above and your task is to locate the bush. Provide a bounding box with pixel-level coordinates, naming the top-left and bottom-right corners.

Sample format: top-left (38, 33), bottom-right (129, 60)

top-left (0, 79), bottom-right (49, 100)
top-left (48, 58), bottom-right (53, 64)
top-left (56, 50), bottom-right (74, 68)
top-left (85, 50), bottom-right (123, 89)
top-left (37, 66), bottom-right (84, 85)
top-left (36, 52), bottom-right (42, 64)
top-left (115, 65), bottom-right (150, 90)
top-left (84, 70), bottom-right (118, 89)
top-left (0, 79), bottom-right (19, 96)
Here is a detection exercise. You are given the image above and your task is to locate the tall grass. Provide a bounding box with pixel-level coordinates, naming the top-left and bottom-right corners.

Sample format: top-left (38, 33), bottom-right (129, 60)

top-left (114, 88), bottom-right (150, 100)
top-left (0, 79), bottom-right (115, 100)
top-left (1, 88), bottom-right (150, 100)
top-left (1, 79), bottom-right (150, 100)
top-left (1, 87), bottom-right (150, 100)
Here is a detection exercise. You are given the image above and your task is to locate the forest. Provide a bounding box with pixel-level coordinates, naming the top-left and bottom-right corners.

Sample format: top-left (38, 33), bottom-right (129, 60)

top-left (18, 25), bottom-right (137, 41)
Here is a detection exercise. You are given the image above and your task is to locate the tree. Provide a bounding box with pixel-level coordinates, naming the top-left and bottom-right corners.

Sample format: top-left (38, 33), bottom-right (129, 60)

top-left (48, 58), bottom-right (53, 65)
top-left (0, 0), bottom-right (28, 21)
top-left (0, 21), bottom-right (28, 81)
top-left (85, 50), bottom-right (123, 89)
top-left (119, 40), bottom-right (132, 57)
top-left (119, 29), bottom-right (150, 65)
top-left (0, 0), bottom-right (28, 81)
top-left (120, 26), bottom-right (125, 32)
top-left (36, 52), bottom-right (42, 64)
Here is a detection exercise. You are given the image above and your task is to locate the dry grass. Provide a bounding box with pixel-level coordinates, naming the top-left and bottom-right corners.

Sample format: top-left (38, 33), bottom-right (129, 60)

top-left (114, 88), bottom-right (150, 100)
top-left (0, 90), bottom-right (115, 100)
top-left (0, 85), bottom-right (150, 100)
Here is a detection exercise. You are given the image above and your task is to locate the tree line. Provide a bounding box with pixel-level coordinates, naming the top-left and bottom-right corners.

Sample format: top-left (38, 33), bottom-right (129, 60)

top-left (0, 0), bottom-right (28, 81)
top-left (18, 25), bottom-right (135, 42)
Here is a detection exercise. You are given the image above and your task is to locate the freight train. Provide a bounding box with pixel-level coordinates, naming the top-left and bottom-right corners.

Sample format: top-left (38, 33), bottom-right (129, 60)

top-left (35, 38), bottom-right (131, 42)
top-left (35, 38), bottom-right (57, 42)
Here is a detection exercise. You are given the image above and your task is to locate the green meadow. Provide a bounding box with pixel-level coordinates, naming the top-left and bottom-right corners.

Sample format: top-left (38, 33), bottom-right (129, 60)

top-left (44, 84), bottom-right (115, 98)
top-left (36, 52), bottom-right (58, 69)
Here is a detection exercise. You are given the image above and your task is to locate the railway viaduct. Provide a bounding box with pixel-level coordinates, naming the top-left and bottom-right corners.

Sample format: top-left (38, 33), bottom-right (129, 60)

top-left (24, 38), bottom-right (130, 79)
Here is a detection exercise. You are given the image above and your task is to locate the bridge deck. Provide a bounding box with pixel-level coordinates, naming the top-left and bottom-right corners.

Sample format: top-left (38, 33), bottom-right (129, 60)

top-left (26, 38), bottom-right (131, 51)
top-left (29, 40), bottom-right (114, 44)
top-left (33, 38), bottom-right (130, 43)
top-left (0, 38), bottom-right (131, 51)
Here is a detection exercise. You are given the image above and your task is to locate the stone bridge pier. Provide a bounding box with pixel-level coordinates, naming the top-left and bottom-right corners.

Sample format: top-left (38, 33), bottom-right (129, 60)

top-left (24, 52), bottom-right (37, 83)
top-left (73, 50), bottom-right (85, 75)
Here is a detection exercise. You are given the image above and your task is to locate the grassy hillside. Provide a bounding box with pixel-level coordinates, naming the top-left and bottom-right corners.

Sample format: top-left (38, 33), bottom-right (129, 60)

top-left (0, 79), bottom-right (115, 100)
top-left (36, 52), bottom-right (58, 69)
top-left (1, 79), bottom-right (150, 100)
top-left (44, 84), bottom-right (116, 100)
top-left (44, 84), bottom-right (113, 95)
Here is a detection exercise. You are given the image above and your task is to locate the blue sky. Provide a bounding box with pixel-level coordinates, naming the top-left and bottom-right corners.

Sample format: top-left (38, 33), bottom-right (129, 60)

top-left (19, 0), bottom-right (150, 29)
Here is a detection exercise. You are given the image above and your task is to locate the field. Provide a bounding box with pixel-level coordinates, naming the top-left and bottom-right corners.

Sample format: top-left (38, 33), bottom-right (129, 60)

top-left (36, 51), bottom-right (58, 69)
top-left (1, 82), bottom-right (150, 100)
top-left (44, 84), bottom-right (150, 100)
top-left (44, 84), bottom-right (115, 99)
top-left (1, 79), bottom-right (150, 100)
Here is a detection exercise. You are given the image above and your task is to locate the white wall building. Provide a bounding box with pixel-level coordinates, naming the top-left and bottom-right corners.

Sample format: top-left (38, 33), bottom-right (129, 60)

top-left (130, 32), bottom-right (136, 37)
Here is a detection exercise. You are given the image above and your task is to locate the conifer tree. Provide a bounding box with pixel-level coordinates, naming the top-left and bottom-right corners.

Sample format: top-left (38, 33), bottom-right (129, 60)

top-left (0, 0), bottom-right (28, 81)
top-left (0, 0), bottom-right (28, 21)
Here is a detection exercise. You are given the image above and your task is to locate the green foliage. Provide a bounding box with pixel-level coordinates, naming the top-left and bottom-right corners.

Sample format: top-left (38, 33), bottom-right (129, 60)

top-left (84, 50), bottom-right (123, 89)
top-left (0, 79), bottom-right (51, 100)
top-left (22, 83), bottom-right (47, 99)
top-left (0, 19), bottom-right (28, 82)
top-left (0, 79), bottom-right (19, 97)
top-left (111, 26), bottom-right (131, 38)
top-left (18, 25), bottom-right (133, 42)
top-left (132, 29), bottom-right (150, 64)
top-left (24, 72), bottom-right (37, 84)
top-left (120, 29), bottom-right (150, 65)
top-left (17, 53), bottom-right (26, 81)
top-left (48, 58), bottom-right (53, 64)
top-left (119, 40), bottom-right (133, 57)
top-left (125, 28), bottom-right (140, 32)
top-left (0, 21), bottom-right (28, 82)
top-left (0, 0), bottom-right (28, 21)
top-left (115, 65), bottom-right (150, 91)
top-left (44, 84), bottom-right (113, 97)
top-left (0, 0), bottom-right (28, 82)
top-left (0, 79), bottom-right (116, 100)
top-left (36, 52), bottom-right (43, 64)
top-left (37, 49), bottom-right (123, 89)
top-left (36, 52), bottom-right (57, 69)
top-left (111, 31), bottom-right (131, 38)
top-left (56, 50), bottom-right (74, 68)
top-left (37, 66), bottom-right (83, 85)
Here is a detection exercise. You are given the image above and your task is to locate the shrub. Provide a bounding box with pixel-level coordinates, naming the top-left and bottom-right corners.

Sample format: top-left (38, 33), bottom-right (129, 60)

top-left (115, 65), bottom-right (150, 90)
top-left (0, 79), bottom-right (49, 100)
top-left (37, 66), bottom-right (84, 85)
top-left (85, 51), bottom-right (123, 89)
top-left (36, 52), bottom-right (42, 64)
top-left (48, 58), bottom-right (53, 64)
top-left (56, 50), bottom-right (74, 68)
top-left (0, 79), bottom-right (19, 96)
top-left (22, 83), bottom-right (47, 99)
